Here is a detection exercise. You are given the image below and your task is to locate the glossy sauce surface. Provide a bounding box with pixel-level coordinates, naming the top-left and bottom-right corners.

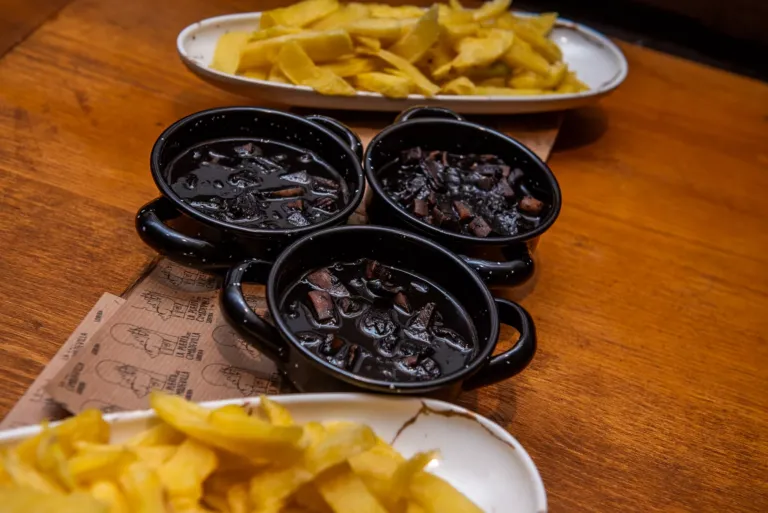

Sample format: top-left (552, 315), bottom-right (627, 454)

top-left (280, 259), bottom-right (478, 382)
top-left (381, 147), bottom-right (550, 237)
top-left (167, 138), bottom-right (348, 229)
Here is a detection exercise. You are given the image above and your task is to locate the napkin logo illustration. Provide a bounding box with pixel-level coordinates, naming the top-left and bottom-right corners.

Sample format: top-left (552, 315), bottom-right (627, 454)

top-left (80, 399), bottom-right (124, 414)
top-left (95, 360), bottom-right (167, 398)
top-left (201, 363), bottom-right (272, 396)
top-left (111, 323), bottom-right (179, 358)
top-left (212, 325), bottom-right (263, 362)
top-left (158, 261), bottom-right (219, 292)
top-left (133, 291), bottom-right (191, 321)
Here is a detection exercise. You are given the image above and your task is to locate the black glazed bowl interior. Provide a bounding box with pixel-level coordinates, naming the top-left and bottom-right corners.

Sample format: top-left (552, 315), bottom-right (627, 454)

top-left (269, 226), bottom-right (501, 392)
top-left (365, 118), bottom-right (562, 245)
top-left (150, 107), bottom-right (365, 237)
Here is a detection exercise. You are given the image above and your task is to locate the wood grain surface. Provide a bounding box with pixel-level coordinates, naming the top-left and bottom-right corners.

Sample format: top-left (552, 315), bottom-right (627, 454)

top-left (0, 0), bottom-right (767, 511)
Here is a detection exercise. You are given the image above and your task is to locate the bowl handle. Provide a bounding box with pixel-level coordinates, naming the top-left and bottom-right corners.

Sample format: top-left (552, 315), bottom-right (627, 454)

top-left (395, 106), bottom-right (466, 123)
top-left (463, 298), bottom-right (536, 390)
top-left (135, 197), bottom-right (235, 269)
top-left (305, 114), bottom-right (363, 162)
top-left (220, 259), bottom-right (288, 364)
top-left (460, 245), bottom-right (535, 287)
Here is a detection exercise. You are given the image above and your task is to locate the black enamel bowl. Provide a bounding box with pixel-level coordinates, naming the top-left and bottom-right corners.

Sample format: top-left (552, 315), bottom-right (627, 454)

top-left (220, 225), bottom-right (536, 399)
top-left (135, 107), bottom-right (365, 270)
top-left (365, 106), bottom-right (562, 287)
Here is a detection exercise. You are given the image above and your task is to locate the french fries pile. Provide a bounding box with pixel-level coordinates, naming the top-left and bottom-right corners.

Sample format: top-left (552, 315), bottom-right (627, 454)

top-left (0, 393), bottom-right (483, 513)
top-left (211, 0), bottom-right (588, 98)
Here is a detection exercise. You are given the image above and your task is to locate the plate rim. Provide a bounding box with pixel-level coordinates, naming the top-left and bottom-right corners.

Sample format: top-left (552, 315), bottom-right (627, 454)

top-left (176, 11), bottom-right (627, 105)
top-left (0, 393), bottom-right (547, 511)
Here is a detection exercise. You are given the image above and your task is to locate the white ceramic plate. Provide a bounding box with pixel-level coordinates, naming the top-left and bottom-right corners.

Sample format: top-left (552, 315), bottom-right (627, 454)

top-left (177, 12), bottom-right (627, 114)
top-left (0, 394), bottom-right (546, 513)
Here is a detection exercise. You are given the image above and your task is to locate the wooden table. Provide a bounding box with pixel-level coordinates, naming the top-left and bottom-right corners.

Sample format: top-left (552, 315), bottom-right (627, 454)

top-left (1, 0), bottom-right (767, 511)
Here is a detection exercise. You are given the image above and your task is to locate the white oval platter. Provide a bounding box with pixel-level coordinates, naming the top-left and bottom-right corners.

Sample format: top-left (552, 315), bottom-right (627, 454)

top-left (177, 12), bottom-right (627, 114)
top-left (0, 394), bottom-right (546, 513)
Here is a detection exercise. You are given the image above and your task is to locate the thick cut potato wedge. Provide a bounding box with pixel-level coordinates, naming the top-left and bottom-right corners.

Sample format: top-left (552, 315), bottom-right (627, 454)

top-left (368, 4), bottom-right (425, 19)
top-left (314, 464), bottom-right (389, 513)
top-left (440, 76), bottom-right (475, 94)
top-left (260, 0), bottom-right (340, 28)
top-left (320, 57), bottom-right (377, 77)
top-left (237, 30), bottom-right (353, 70)
top-left (502, 36), bottom-right (551, 76)
top-left (210, 31), bottom-right (250, 74)
top-left (278, 41), bottom-right (357, 96)
top-left (310, 2), bottom-right (369, 30)
top-left (345, 18), bottom-right (410, 44)
top-left (356, 72), bottom-right (413, 98)
top-left (388, 5), bottom-right (440, 63)
top-left (366, 49), bottom-right (440, 96)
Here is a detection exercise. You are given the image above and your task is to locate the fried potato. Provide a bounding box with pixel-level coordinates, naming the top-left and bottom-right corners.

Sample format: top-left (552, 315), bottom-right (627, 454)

top-left (345, 18), bottom-right (409, 44)
top-left (368, 4), bottom-right (425, 19)
top-left (437, 5), bottom-right (475, 25)
top-left (474, 86), bottom-right (545, 95)
top-left (208, 0), bottom-right (586, 98)
top-left (16, 410), bottom-right (108, 462)
top-left (268, 64), bottom-right (289, 83)
top-left (261, 396), bottom-right (295, 426)
top-left (526, 12), bottom-right (558, 36)
top-left (2, 449), bottom-right (64, 493)
top-left (303, 422), bottom-right (376, 475)
top-left (367, 49), bottom-right (440, 96)
top-left (310, 2), bottom-right (369, 30)
top-left (68, 444), bottom-right (136, 484)
top-left (390, 451), bottom-right (438, 499)
top-left (35, 429), bottom-right (75, 490)
top-left (211, 31), bottom-right (250, 74)
top-left (237, 30), bottom-right (353, 70)
top-left (388, 5), bottom-right (440, 63)
top-left (293, 482), bottom-right (334, 513)
top-left (440, 76), bottom-right (475, 95)
top-left (249, 25), bottom-right (304, 42)
top-left (131, 445), bottom-right (177, 470)
top-left (471, 0), bottom-right (512, 22)
top-left (249, 466), bottom-right (313, 512)
top-left (355, 72), bottom-right (412, 98)
top-left (150, 392), bottom-right (304, 465)
top-left (320, 57), bottom-right (377, 77)
top-left (226, 481), bottom-right (250, 513)
top-left (408, 471), bottom-right (484, 513)
top-left (442, 22), bottom-right (478, 43)
top-left (125, 422), bottom-right (184, 448)
top-left (353, 35), bottom-right (381, 51)
top-left (118, 462), bottom-right (166, 513)
top-left (508, 61), bottom-right (566, 89)
top-left (502, 36), bottom-right (551, 76)
top-left (0, 394), bottom-right (485, 513)
top-left (89, 480), bottom-right (130, 513)
top-left (278, 41), bottom-right (356, 96)
top-left (314, 464), bottom-right (389, 513)
top-left (241, 68), bottom-right (269, 80)
top-left (556, 72), bottom-right (589, 93)
top-left (0, 487), bottom-right (107, 513)
top-left (437, 28), bottom-right (513, 78)
top-left (157, 439), bottom-right (218, 507)
top-left (260, 0), bottom-right (340, 28)
top-left (507, 19), bottom-right (562, 63)
top-left (422, 36), bottom-right (455, 76)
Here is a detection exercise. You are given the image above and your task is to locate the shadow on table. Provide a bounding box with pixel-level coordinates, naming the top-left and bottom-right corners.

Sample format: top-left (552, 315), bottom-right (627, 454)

top-left (455, 313), bottom-right (525, 422)
top-left (455, 377), bottom-right (518, 428)
top-left (552, 105), bottom-right (609, 152)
